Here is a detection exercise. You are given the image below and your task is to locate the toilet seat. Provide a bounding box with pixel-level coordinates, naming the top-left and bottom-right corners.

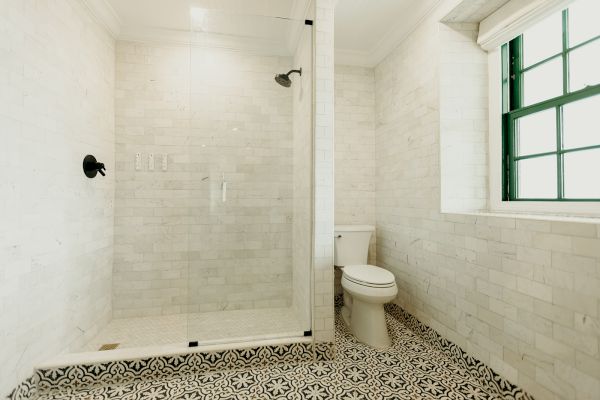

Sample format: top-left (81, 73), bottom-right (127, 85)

top-left (342, 265), bottom-right (395, 288)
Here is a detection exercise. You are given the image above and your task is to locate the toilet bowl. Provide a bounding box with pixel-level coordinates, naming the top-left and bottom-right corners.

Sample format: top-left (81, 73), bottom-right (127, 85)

top-left (341, 264), bottom-right (397, 348)
top-left (334, 225), bottom-right (398, 348)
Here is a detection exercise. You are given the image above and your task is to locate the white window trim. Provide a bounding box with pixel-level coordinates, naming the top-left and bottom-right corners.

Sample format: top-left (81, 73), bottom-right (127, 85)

top-left (488, 49), bottom-right (600, 218)
top-left (478, 0), bottom-right (575, 51)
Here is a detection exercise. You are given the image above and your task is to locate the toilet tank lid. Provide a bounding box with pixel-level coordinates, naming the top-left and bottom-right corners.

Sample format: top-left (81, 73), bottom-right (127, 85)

top-left (334, 225), bottom-right (375, 232)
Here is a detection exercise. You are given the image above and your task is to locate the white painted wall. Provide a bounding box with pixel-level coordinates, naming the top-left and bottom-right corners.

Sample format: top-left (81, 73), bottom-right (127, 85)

top-left (374, 8), bottom-right (600, 400)
top-left (0, 0), bottom-right (115, 395)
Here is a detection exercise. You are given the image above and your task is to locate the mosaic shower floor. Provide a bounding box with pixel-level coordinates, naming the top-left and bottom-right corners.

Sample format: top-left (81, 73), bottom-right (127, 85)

top-left (79, 307), bottom-right (306, 352)
top-left (39, 306), bottom-right (530, 400)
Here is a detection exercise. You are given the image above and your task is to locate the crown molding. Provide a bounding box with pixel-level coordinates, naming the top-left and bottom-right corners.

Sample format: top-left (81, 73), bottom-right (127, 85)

top-left (81, 0), bottom-right (122, 38)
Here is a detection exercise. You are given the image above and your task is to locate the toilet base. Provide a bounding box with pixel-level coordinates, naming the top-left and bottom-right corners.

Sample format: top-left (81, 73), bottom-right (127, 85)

top-left (341, 305), bottom-right (351, 327)
top-left (349, 298), bottom-right (391, 348)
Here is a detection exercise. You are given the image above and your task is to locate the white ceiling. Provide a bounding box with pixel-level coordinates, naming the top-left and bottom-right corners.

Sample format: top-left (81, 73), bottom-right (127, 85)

top-left (88, 0), bottom-right (506, 66)
top-left (92, 0), bottom-right (310, 54)
top-left (335, 0), bottom-right (441, 67)
top-left (106, 0), bottom-right (299, 32)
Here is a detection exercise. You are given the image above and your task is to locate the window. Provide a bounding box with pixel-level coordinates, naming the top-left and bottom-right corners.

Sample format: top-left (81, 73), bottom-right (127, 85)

top-left (502, 0), bottom-right (600, 201)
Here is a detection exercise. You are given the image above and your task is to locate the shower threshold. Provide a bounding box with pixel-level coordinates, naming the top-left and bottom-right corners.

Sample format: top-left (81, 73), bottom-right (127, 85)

top-left (38, 307), bottom-right (308, 369)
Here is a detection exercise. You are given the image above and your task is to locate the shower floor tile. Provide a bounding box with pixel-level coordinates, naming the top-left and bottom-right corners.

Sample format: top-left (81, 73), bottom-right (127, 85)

top-left (40, 307), bottom-right (532, 400)
top-left (79, 307), bottom-right (305, 352)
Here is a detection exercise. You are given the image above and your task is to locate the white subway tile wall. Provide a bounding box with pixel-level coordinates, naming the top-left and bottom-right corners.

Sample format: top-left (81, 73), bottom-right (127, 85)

top-left (374, 10), bottom-right (600, 400)
top-left (439, 23), bottom-right (488, 213)
top-left (187, 48), bottom-right (295, 314)
top-left (114, 41), bottom-right (297, 317)
top-left (334, 65), bottom-right (376, 251)
top-left (292, 25), bottom-right (314, 330)
top-left (0, 0), bottom-right (115, 396)
top-left (114, 42), bottom-right (190, 318)
top-left (313, 0), bottom-right (336, 343)
top-left (334, 65), bottom-right (376, 294)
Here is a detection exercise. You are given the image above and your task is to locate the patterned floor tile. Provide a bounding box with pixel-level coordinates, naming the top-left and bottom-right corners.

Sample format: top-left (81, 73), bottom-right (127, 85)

top-left (36, 306), bottom-right (533, 400)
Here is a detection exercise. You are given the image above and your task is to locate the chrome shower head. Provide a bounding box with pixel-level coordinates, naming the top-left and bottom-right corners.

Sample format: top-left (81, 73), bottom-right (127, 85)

top-left (275, 68), bottom-right (302, 87)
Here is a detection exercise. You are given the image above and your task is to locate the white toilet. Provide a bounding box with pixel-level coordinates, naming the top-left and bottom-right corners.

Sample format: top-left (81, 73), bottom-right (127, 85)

top-left (334, 225), bottom-right (398, 348)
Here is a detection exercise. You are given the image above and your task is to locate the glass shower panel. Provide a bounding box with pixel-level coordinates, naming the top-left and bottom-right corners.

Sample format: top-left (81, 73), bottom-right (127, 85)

top-left (85, 27), bottom-right (193, 352)
top-left (187, 13), bottom-right (312, 345)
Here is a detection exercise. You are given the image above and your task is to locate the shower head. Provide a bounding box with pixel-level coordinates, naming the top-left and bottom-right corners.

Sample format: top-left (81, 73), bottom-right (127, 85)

top-left (275, 68), bottom-right (302, 87)
top-left (275, 74), bottom-right (292, 87)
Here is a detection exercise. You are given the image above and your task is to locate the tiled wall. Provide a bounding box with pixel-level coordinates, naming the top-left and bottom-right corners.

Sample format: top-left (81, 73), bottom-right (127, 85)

top-left (292, 25), bottom-right (314, 330)
top-left (334, 65), bottom-right (376, 262)
top-left (114, 42), bottom-right (190, 318)
top-left (114, 41), bottom-right (297, 317)
top-left (187, 48), bottom-right (295, 313)
top-left (0, 0), bottom-right (115, 396)
top-left (334, 65), bottom-right (376, 295)
top-left (313, 0), bottom-right (336, 343)
top-left (439, 23), bottom-right (488, 213)
top-left (374, 8), bottom-right (600, 400)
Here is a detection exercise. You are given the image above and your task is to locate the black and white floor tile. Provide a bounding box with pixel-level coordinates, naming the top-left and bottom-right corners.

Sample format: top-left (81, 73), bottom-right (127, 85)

top-left (34, 303), bottom-right (533, 400)
top-left (34, 343), bottom-right (315, 392)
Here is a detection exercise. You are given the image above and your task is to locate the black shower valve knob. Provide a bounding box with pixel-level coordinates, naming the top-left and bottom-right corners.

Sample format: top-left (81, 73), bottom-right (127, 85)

top-left (83, 155), bottom-right (106, 178)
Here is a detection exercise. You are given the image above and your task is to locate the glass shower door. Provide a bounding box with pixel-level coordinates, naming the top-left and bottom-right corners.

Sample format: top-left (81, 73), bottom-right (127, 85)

top-left (186, 11), bottom-right (313, 345)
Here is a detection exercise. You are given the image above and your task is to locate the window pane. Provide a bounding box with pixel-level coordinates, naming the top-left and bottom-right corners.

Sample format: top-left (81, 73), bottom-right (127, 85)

top-left (523, 58), bottom-right (563, 106)
top-left (569, 40), bottom-right (600, 91)
top-left (516, 108), bottom-right (556, 156)
top-left (563, 94), bottom-right (600, 149)
top-left (568, 0), bottom-right (600, 47)
top-left (564, 149), bottom-right (600, 198)
top-left (523, 12), bottom-right (563, 67)
top-left (517, 156), bottom-right (557, 198)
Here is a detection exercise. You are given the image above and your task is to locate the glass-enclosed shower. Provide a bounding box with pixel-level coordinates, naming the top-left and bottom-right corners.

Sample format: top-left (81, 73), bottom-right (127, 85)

top-left (68, 3), bottom-right (314, 357)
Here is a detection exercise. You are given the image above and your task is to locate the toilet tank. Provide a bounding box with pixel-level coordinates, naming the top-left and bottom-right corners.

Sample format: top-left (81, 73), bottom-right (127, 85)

top-left (334, 225), bottom-right (375, 266)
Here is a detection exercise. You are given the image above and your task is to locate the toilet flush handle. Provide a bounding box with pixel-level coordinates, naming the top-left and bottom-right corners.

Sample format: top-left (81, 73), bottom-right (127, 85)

top-left (335, 234), bottom-right (342, 238)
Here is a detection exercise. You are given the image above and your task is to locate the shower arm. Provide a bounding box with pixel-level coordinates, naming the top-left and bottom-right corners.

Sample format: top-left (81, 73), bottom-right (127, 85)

top-left (286, 69), bottom-right (302, 77)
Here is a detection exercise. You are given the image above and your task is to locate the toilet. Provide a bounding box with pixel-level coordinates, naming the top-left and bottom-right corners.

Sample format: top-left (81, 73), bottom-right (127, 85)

top-left (334, 225), bottom-right (397, 348)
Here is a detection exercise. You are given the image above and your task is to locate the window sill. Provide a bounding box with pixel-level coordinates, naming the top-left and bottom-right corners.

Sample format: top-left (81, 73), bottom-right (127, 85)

top-left (441, 209), bottom-right (600, 224)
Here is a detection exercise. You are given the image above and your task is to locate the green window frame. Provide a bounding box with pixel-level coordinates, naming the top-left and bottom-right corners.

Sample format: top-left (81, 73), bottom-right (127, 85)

top-left (502, 7), bottom-right (600, 201)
